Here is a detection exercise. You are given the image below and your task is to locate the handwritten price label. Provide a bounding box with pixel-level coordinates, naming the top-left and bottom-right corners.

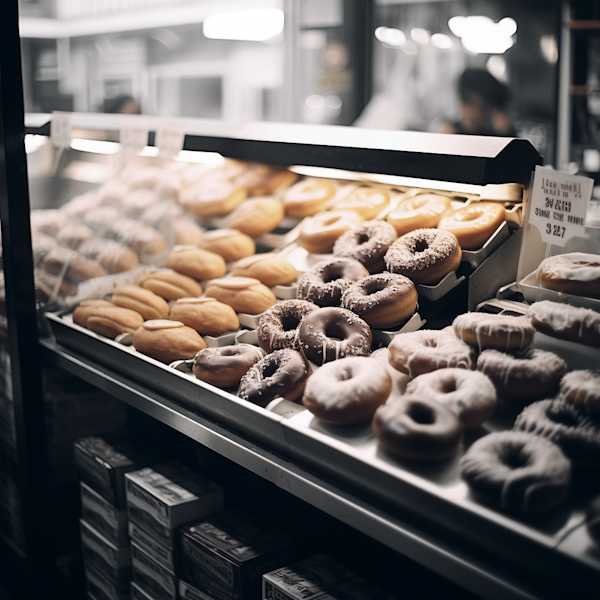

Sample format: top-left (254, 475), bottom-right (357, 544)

top-left (528, 165), bottom-right (592, 247)
top-left (155, 123), bottom-right (185, 159)
top-left (51, 111), bottom-right (72, 148)
top-left (120, 118), bottom-right (150, 153)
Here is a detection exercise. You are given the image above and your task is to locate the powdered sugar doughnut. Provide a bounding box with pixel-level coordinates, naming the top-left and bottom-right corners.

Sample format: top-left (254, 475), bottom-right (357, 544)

top-left (560, 370), bottom-right (600, 415)
top-left (257, 299), bottom-right (318, 353)
top-left (404, 368), bottom-right (496, 429)
top-left (477, 348), bottom-right (566, 401)
top-left (460, 431), bottom-right (571, 513)
top-left (302, 357), bottom-right (392, 424)
top-left (537, 252), bottom-right (600, 299)
top-left (388, 328), bottom-right (474, 377)
top-left (527, 301), bottom-right (600, 347)
top-left (453, 312), bottom-right (534, 351)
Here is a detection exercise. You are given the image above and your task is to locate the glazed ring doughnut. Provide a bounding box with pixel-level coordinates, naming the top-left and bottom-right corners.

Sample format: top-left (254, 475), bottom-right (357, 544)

top-left (302, 357), bottom-right (392, 425)
top-left (178, 179), bottom-right (248, 218)
top-left (384, 228), bottom-right (462, 285)
top-left (333, 221), bottom-right (398, 274)
top-left (386, 194), bottom-right (452, 236)
top-left (331, 186), bottom-right (391, 220)
top-left (283, 178), bottom-right (337, 217)
top-left (459, 431), bottom-right (571, 513)
top-left (373, 397), bottom-right (463, 461)
top-left (476, 348), bottom-right (566, 401)
top-left (452, 312), bottom-right (534, 352)
top-left (192, 344), bottom-right (265, 388)
top-left (404, 368), bottom-right (497, 429)
top-left (297, 257), bottom-right (369, 307)
top-left (537, 252), bottom-right (600, 299)
top-left (526, 301), bottom-right (600, 348)
top-left (257, 299), bottom-right (319, 353)
top-left (238, 348), bottom-right (311, 406)
top-left (437, 202), bottom-right (506, 250)
top-left (298, 210), bottom-right (363, 254)
top-left (514, 398), bottom-right (600, 468)
top-left (560, 370), bottom-right (600, 416)
top-left (341, 272), bottom-right (418, 329)
top-left (298, 306), bottom-right (372, 366)
top-left (226, 197), bottom-right (285, 238)
top-left (388, 328), bottom-right (474, 377)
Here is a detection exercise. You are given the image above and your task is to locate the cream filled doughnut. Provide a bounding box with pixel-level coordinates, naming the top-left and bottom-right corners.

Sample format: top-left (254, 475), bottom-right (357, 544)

top-left (560, 370), bottom-right (600, 416)
top-left (230, 254), bottom-right (297, 288)
top-left (437, 202), bottom-right (506, 250)
top-left (527, 301), bottom-right (600, 347)
top-left (85, 306), bottom-right (145, 339)
top-left (193, 344), bottom-right (265, 388)
top-left (331, 186), bottom-right (391, 220)
top-left (112, 284), bottom-right (170, 321)
top-left (165, 246), bottom-right (227, 280)
top-left (298, 210), bottom-right (363, 255)
top-left (453, 312), bottom-right (534, 352)
top-left (298, 307), bottom-right (372, 366)
top-left (537, 252), bottom-right (600, 299)
top-left (132, 319), bottom-right (207, 363)
top-left (388, 328), bottom-right (474, 377)
top-left (384, 228), bottom-right (462, 285)
top-left (303, 357), bottom-right (392, 425)
top-left (386, 194), bottom-right (452, 237)
top-left (41, 248), bottom-right (106, 282)
top-left (459, 431), bottom-right (571, 513)
top-left (169, 297), bottom-right (239, 337)
top-left (404, 368), bottom-right (497, 429)
top-left (333, 221), bottom-right (397, 274)
top-left (78, 239), bottom-right (139, 275)
top-left (137, 269), bottom-right (203, 301)
top-left (341, 272), bottom-right (418, 329)
top-left (297, 257), bottom-right (369, 307)
top-left (373, 397), bottom-right (463, 461)
top-left (199, 229), bottom-right (255, 262)
top-left (257, 299), bottom-right (318, 353)
top-left (283, 178), bottom-right (337, 217)
top-left (72, 299), bottom-right (117, 328)
top-left (476, 348), bottom-right (566, 401)
top-left (204, 277), bottom-right (277, 315)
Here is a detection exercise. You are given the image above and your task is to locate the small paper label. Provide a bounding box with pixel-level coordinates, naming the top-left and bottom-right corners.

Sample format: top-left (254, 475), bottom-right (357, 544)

top-left (121, 118), bottom-right (150, 152)
top-left (51, 111), bottom-right (72, 148)
top-left (528, 165), bottom-right (592, 247)
top-left (155, 123), bottom-right (185, 158)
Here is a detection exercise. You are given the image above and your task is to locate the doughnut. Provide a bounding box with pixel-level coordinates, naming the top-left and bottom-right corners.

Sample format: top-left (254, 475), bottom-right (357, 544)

top-left (386, 193), bottom-right (452, 236)
top-left (297, 306), bottom-right (372, 366)
top-left (298, 210), bottom-right (362, 255)
top-left (384, 229), bottom-right (462, 285)
top-left (198, 229), bottom-right (255, 262)
top-left (56, 222), bottom-right (93, 249)
top-left (226, 197), bottom-right (285, 237)
top-left (30, 209), bottom-right (70, 237)
top-left (257, 299), bottom-right (318, 353)
top-left (179, 179), bottom-right (247, 218)
top-left (537, 252), bottom-right (600, 299)
top-left (341, 272), bottom-right (418, 329)
top-left (586, 494), bottom-right (600, 546)
top-left (514, 398), bottom-right (600, 467)
top-left (297, 257), bottom-right (369, 307)
top-left (60, 192), bottom-right (103, 220)
top-left (453, 312), bottom-right (534, 351)
top-left (95, 181), bottom-right (129, 205)
top-left (437, 202), bottom-right (506, 250)
top-left (333, 221), bottom-right (397, 274)
top-left (111, 284), bottom-right (170, 321)
top-left (121, 188), bottom-right (159, 217)
top-left (373, 397), bottom-right (463, 461)
top-left (193, 344), bottom-right (265, 387)
top-left (204, 277), bottom-right (277, 314)
top-left (172, 217), bottom-right (204, 246)
top-left (282, 178), bottom-right (337, 217)
top-left (165, 246), bottom-right (227, 280)
top-left (137, 269), bottom-right (203, 301)
top-left (238, 348), bottom-right (311, 406)
top-left (459, 431), bottom-right (571, 513)
top-left (476, 348), bottom-right (566, 401)
top-left (78, 239), bottom-right (139, 274)
top-left (231, 254), bottom-right (297, 288)
top-left (302, 357), bottom-right (392, 425)
top-left (404, 368), bottom-right (497, 429)
top-left (331, 186), bottom-right (390, 220)
top-left (527, 301), bottom-right (600, 347)
top-left (169, 297), bottom-right (239, 336)
top-left (85, 306), bottom-right (145, 339)
top-left (132, 319), bottom-right (207, 363)
top-left (231, 163), bottom-right (272, 191)
top-left (83, 206), bottom-right (121, 236)
top-left (388, 328), bottom-right (474, 377)
top-left (245, 168), bottom-right (298, 197)
top-left (560, 370), bottom-right (600, 416)
top-left (110, 220), bottom-right (168, 257)
top-left (72, 299), bottom-right (117, 328)
top-left (41, 248), bottom-right (107, 282)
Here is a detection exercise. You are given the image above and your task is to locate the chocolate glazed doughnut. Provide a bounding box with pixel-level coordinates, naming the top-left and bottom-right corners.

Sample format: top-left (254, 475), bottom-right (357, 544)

top-left (298, 307), bottom-right (372, 366)
top-left (238, 349), bottom-right (311, 407)
top-left (193, 345), bottom-right (265, 388)
top-left (257, 299), bottom-right (318, 353)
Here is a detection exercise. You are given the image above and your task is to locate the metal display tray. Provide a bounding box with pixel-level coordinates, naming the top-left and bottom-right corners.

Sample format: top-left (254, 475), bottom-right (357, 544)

top-left (45, 312), bottom-right (600, 596)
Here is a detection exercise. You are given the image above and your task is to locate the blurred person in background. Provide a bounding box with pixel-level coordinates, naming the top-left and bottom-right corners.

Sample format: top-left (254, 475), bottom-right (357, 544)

top-left (103, 94), bottom-right (141, 114)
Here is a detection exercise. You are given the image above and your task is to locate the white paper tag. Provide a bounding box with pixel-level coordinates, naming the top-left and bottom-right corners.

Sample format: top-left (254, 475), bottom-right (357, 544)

top-left (528, 165), bottom-right (592, 247)
top-left (155, 123), bottom-right (185, 158)
top-left (120, 118), bottom-right (150, 153)
top-left (51, 111), bottom-right (72, 148)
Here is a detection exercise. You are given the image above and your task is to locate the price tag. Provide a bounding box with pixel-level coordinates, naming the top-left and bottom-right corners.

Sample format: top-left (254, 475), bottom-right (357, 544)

top-left (51, 111), bottom-right (72, 149)
top-left (120, 118), bottom-right (150, 153)
top-left (527, 165), bottom-right (592, 247)
top-left (155, 123), bottom-right (185, 159)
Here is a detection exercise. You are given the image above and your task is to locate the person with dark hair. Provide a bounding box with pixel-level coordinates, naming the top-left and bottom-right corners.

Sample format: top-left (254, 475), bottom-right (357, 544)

top-left (103, 94), bottom-right (141, 114)
top-left (440, 68), bottom-right (515, 136)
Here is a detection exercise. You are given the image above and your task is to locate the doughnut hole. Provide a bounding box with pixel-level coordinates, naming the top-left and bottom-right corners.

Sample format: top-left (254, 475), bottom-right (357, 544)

top-left (357, 231), bottom-right (371, 245)
top-left (281, 315), bottom-right (303, 331)
top-left (408, 402), bottom-right (436, 425)
top-left (323, 265), bottom-right (345, 283)
top-left (262, 361), bottom-right (279, 380)
top-left (363, 278), bottom-right (388, 296)
top-left (413, 238), bottom-right (430, 253)
top-left (324, 321), bottom-right (346, 342)
top-left (499, 446), bottom-right (530, 470)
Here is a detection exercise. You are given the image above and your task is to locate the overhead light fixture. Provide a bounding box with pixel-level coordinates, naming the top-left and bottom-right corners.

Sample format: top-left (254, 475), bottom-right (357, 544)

top-left (448, 15), bottom-right (516, 54)
top-left (374, 26), bottom-right (406, 47)
top-left (203, 9), bottom-right (284, 42)
top-left (410, 28), bottom-right (430, 45)
top-left (70, 138), bottom-right (120, 154)
top-left (431, 33), bottom-right (453, 49)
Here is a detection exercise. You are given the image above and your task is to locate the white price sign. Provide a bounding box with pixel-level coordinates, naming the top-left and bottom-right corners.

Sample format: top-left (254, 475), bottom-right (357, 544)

top-left (51, 111), bottom-right (72, 148)
top-left (155, 123), bottom-right (185, 158)
top-left (120, 118), bottom-right (150, 152)
top-left (528, 165), bottom-right (592, 247)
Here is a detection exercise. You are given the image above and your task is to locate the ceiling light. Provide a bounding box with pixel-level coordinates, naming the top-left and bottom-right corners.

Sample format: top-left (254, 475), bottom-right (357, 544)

top-left (411, 28), bottom-right (430, 45)
top-left (203, 9), bottom-right (284, 42)
top-left (431, 33), bottom-right (453, 49)
top-left (375, 26), bottom-right (406, 47)
top-left (70, 138), bottom-right (120, 154)
top-left (448, 15), bottom-right (517, 54)
top-left (401, 41), bottom-right (418, 55)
